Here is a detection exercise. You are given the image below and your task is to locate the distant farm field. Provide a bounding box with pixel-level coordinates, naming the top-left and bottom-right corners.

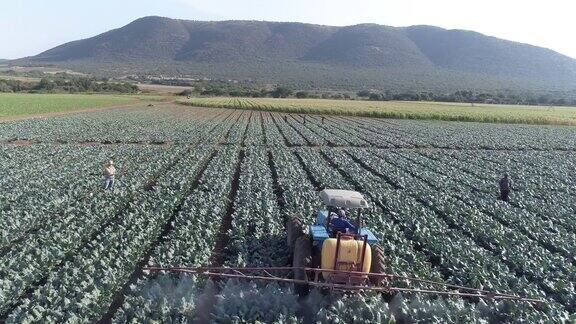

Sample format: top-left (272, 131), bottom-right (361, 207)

top-left (0, 93), bottom-right (140, 118)
top-left (179, 97), bottom-right (576, 126)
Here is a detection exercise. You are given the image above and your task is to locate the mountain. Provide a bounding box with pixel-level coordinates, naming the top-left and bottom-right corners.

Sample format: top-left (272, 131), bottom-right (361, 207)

top-left (12, 16), bottom-right (576, 92)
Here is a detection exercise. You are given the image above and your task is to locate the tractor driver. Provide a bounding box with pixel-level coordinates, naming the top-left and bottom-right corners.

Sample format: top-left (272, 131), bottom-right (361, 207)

top-left (330, 209), bottom-right (357, 236)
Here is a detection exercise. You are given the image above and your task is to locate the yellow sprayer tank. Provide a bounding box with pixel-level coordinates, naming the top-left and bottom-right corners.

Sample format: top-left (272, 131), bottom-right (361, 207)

top-left (321, 237), bottom-right (371, 279)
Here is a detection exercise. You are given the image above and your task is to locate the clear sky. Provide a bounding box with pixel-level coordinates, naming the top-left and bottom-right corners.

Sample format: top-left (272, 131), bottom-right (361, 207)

top-left (1, 0), bottom-right (574, 59)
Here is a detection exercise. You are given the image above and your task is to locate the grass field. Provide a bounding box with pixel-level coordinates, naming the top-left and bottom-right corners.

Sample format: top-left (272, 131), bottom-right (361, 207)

top-left (179, 97), bottom-right (576, 126)
top-left (0, 93), bottom-right (143, 118)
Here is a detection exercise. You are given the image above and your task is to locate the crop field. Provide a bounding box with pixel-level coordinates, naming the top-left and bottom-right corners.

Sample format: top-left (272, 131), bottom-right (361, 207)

top-left (179, 97), bottom-right (576, 126)
top-left (1, 103), bottom-right (575, 322)
top-left (0, 93), bottom-right (141, 119)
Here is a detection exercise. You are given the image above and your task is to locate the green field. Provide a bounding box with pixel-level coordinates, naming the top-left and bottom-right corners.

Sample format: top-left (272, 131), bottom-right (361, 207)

top-left (179, 97), bottom-right (576, 126)
top-left (0, 105), bottom-right (575, 322)
top-left (0, 93), bottom-right (141, 118)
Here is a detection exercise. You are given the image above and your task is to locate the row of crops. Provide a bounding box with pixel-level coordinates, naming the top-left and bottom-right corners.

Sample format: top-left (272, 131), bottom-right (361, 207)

top-left (1, 103), bottom-right (575, 322)
top-left (2, 104), bottom-right (576, 150)
top-left (179, 97), bottom-right (576, 126)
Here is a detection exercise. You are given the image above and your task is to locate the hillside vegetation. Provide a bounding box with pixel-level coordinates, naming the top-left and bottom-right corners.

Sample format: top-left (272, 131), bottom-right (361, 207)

top-left (179, 97), bottom-right (576, 126)
top-left (12, 16), bottom-right (576, 93)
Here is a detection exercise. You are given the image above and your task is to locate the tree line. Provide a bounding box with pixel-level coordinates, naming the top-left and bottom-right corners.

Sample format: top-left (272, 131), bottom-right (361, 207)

top-left (178, 81), bottom-right (576, 106)
top-left (355, 90), bottom-right (576, 106)
top-left (0, 76), bottom-right (138, 94)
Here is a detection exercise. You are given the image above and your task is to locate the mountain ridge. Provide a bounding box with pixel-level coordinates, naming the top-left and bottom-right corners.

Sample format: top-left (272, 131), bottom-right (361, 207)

top-left (11, 16), bottom-right (576, 92)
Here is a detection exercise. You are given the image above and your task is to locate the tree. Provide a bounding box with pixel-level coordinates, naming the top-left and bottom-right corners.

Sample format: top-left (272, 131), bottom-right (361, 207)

top-left (202, 87), bottom-right (225, 96)
top-left (0, 81), bottom-right (12, 92)
top-left (369, 93), bottom-right (382, 101)
top-left (271, 86), bottom-right (293, 98)
top-left (295, 91), bottom-right (309, 99)
top-left (537, 95), bottom-right (550, 105)
top-left (229, 90), bottom-right (244, 97)
top-left (37, 78), bottom-right (55, 91)
top-left (178, 89), bottom-right (193, 96)
top-left (357, 90), bottom-right (371, 97)
top-left (553, 98), bottom-right (566, 105)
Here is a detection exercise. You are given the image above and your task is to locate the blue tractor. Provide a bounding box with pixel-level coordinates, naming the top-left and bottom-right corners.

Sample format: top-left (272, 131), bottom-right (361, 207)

top-left (287, 189), bottom-right (385, 292)
top-left (144, 190), bottom-right (544, 304)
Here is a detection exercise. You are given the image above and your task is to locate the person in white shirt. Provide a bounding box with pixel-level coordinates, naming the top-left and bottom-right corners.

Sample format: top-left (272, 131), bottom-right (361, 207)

top-left (103, 160), bottom-right (116, 190)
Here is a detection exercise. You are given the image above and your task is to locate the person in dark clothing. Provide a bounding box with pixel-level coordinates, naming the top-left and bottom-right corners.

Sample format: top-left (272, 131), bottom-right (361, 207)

top-left (321, 117), bottom-right (325, 124)
top-left (330, 209), bottom-right (356, 235)
top-left (499, 174), bottom-right (513, 202)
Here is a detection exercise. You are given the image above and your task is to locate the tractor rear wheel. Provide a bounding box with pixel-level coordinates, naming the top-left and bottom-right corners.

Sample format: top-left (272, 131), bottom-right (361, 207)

top-left (370, 244), bottom-right (386, 286)
top-left (293, 235), bottom-right (312, 297)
